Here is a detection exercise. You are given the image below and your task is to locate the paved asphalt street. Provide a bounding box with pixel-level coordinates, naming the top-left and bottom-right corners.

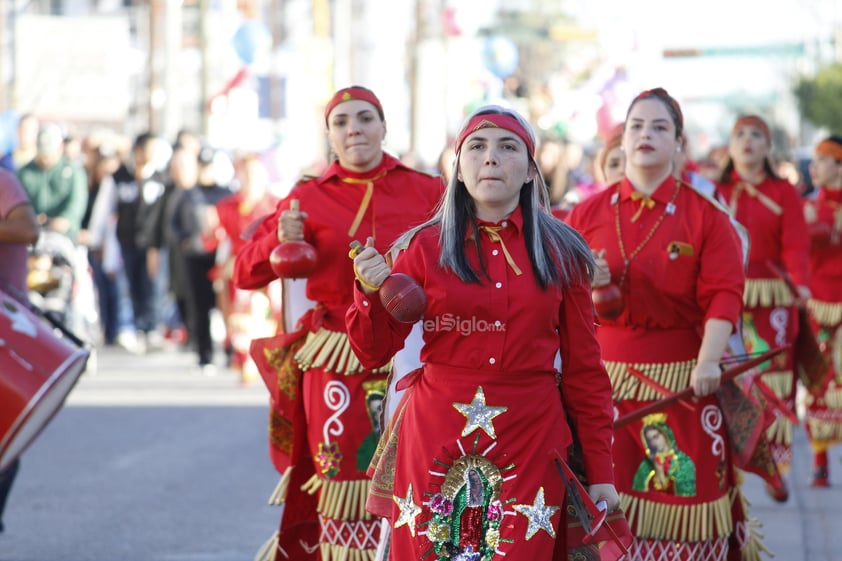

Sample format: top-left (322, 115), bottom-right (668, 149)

top-left (1, 344), bottom-right (280, 561)
top-left (2, 343), bottom-right (841, 560)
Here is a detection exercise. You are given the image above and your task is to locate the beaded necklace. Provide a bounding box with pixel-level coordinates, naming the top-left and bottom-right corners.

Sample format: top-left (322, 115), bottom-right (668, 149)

top-left (614, 181), bottom-right (682, 288)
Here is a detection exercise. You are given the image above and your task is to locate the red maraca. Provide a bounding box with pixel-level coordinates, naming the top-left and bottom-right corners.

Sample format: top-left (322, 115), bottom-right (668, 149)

top-left (592, 283), bottom-right (624, 320)
top-left (269, 199), bottom-right (318, 278)
top-left (349, 240), bottom-right (427, 323)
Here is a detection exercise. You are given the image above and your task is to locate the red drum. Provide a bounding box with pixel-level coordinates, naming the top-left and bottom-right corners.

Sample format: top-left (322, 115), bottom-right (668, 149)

top-left (0, 289), bottom-right (89, 471)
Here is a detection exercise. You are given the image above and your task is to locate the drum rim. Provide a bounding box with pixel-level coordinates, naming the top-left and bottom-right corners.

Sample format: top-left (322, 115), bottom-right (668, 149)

top-left (0, 348), bottom-right (89, 471)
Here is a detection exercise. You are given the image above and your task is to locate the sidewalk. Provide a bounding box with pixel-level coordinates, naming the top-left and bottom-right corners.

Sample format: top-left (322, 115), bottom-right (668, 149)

top-left (739, 425), bottom-right (842, 561)
top-left (65, 341), bottom-right (269, 407)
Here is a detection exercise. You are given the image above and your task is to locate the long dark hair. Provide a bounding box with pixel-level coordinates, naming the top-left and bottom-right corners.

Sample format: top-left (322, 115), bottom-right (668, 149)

top-left (396, 106), bottom-right (594, 289)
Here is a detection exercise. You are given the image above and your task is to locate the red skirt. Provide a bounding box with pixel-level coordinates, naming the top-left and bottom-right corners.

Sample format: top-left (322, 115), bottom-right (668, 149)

top-left (369, 363), bottom-right (571, 561)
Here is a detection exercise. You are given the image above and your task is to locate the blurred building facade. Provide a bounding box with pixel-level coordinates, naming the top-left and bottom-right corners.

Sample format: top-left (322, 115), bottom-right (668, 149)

top-left (2, 0), bottom-right (841, 169)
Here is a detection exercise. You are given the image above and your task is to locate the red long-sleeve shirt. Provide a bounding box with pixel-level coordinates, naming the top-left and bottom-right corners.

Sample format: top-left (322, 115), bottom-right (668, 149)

top-left (717, 171), bottom-right (810, 287)
top-left (215, 191), bottom-right (280, 257)
top-left (233, 154), bottom-right (444, 331)
top-left (566, 176), bottom-right (744, 359)
top-left (805, 187), bottom-right (842, 303)
top-left (345, 208), bottom-right (615, 485)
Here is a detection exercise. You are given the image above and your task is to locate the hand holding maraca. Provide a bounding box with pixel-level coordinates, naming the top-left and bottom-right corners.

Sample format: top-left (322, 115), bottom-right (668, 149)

top-left (349, 238), bottom-right (427, 323)
top-left (590, 249), bottom-right (624, 320)
top-left (348, 237), bottom-right (391, 294)
top-left (269, 199), bottom-right (318, 278)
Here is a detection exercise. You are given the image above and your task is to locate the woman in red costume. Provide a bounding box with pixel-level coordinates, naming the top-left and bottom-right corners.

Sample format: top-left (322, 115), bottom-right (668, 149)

top-left (233, 86), bottom-right (444, 561)
top-left (347, 105), bottom-right (619, 560)
top-left (802, 135), bottom-right (842, 487)
top-left (716, 115), bottom-right (810, 485)
top-left (566, 89), bottom-right (767, 560)
top-left (214, 154), bottom-right (281, 384)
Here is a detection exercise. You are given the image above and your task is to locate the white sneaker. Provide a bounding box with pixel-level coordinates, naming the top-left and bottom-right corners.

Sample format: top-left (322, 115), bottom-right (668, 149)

top-left (145, 330), bottom-right (165, 351)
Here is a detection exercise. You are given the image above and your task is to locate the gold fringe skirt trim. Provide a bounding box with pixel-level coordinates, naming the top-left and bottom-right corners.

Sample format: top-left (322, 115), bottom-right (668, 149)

top-left (806, 416), bottom-right (842, 444)
top-left (606, 360), bottom-right (695, 401)
top-left (732, 487), bottom-right (772, 561)
top-left (294, 328), bottom-right (392, 376)
top-left (267, 467), bottom-right (292, 506)
top-left (301, 474), bottom-right (374, 522)
top-left (804, 383), bottom-right (842, 409)
top-left (761, 371), bottom-right (795, 446)
top-left (808, 299), bottom-right (842, 327)
top-left (805, 382), bottom-right (842, 444)
top-left (743, 279), bottom-right (793, 308)
top-left (320, 543), bottom-right (377, 561)
top-left (253, 530), bottom-right (278, 561)
top-left (620, 492), bottom-right (733, 542)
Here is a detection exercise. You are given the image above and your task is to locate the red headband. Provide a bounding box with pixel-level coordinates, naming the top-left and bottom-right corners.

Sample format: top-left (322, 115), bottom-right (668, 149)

top-left (816, 139), bottom-right (842, 163)
top-left (324, 86), bottom-right (384, 124)
top-left (732, 115), bottom-right (770, 142)
top-left (629, 87), bottom-right (683, 135)
top-left (454, 113), bottom-right (535, 157)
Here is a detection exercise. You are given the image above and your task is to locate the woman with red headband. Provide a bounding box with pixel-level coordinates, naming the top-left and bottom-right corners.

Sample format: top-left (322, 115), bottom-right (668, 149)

top-left (233, 86), bottom-right (444, 561)
top-left (346, 105), bottom-right (618, 560)
top-left (716, 114), bottom-right (810, 494)
top-left (801, 135), bottom-right (842, 487)
top-left (566, 89), bottom-right (772, 560)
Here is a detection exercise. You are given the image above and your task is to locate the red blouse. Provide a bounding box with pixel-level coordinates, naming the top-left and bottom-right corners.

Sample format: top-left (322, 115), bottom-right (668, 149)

top-left (233, 154), bottom-right (444, 331)
top-left (804, 187), bottom-right (842, 302)
top-left (566, 176), bottom-right (744, 338)
top-left (717, 171), bottom-right (809, 286)
top-left (216, 191), bottom-right (280, 257)
top-left (345, 207), bottom-right (615, 484)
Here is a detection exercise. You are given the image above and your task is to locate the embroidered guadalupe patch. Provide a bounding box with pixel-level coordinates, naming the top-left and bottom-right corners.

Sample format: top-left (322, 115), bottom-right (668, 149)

top-left (422, 451), bottom-right (514, 560)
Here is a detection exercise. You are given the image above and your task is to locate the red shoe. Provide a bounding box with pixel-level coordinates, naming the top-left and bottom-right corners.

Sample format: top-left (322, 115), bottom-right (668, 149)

top-left (811, 466), bottom-right (830, 488)
top-left (764, 480), bottom-right (789, 503)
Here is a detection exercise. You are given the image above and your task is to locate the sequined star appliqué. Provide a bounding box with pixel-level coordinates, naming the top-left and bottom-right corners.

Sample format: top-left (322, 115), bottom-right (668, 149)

top-left (393, 483), bottom-right (422, 536)
top-left (453, 386), bottom-right (508, 439)
top-left (512, 487), bottom-right (559, 540)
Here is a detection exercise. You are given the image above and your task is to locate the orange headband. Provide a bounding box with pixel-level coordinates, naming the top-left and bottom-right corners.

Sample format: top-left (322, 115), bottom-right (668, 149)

top-left (598, 123), bottom-right (624, 172)
top-left (816, 139), bottom-right (842, 163)
top-left (455, 113), bottom-right (535, 157)
top-left (324, 86), bottom-right (384, 125)
top-left (733, 115), bottom-right (770, 142)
